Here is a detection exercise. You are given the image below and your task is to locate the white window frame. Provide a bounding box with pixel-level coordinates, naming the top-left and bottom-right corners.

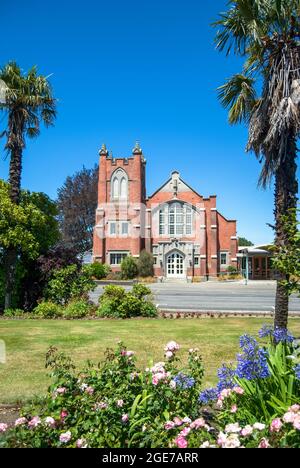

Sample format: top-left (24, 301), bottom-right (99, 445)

top-left (111, 168), bottom-right (128, 200)
top-left (109, 222), bottom-right (117, 236)
top-left (109, 251), bottom-right (129, 266)
top-left (158, 203), bottom-right (194, 237)
top-left (121, 222), bottom-right (129, 236)
top-left (220, 252), bottom-right (228, 266)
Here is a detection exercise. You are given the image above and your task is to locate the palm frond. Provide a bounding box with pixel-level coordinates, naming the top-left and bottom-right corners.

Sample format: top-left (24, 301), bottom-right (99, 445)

top-left (218, 73), bottom-right (257, 124)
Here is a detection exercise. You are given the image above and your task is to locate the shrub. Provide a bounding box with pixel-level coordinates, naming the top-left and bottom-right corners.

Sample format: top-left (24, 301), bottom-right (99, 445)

top-left (46, 265), bottom-right (96, 305)
top-left (121, 256), bottom-right (138, 280)
top-left (105, 271), bottom-right (123, 281)
top-left (63, 300), bottom-right (92, 319)
top-left (3, 308), bottom-right (25, 318)
top-left (140, 301), bottom-right (158, 317)
top-left (84, 263), bottom-right (110, 280)
top-left (138, 250), bottom-right (154, 277)
top-left (97, 285), bottom-right (157, 319)
top-left (33, 301), bottom-right (63, 318)
top-left (227, 265), bottom-right (238, 275)
top-left (131, 283), bottom-right (152, 300)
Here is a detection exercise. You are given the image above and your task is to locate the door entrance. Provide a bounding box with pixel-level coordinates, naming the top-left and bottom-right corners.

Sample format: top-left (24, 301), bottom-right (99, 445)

top-left (166, 252), bottom-right (185, 278)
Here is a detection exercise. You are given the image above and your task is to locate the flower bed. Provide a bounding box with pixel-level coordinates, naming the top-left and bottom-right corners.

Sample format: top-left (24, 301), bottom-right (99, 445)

top-left (0, 327), bottom-right (299, 448)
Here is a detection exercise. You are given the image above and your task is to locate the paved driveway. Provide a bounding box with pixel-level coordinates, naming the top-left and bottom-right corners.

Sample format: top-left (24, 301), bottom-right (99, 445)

top-left (91, 280), bottom-right (300, 314)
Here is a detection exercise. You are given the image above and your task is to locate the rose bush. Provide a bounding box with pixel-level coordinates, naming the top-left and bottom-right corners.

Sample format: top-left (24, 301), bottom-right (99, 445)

top-left (0, 327), bottom-right (299, 448)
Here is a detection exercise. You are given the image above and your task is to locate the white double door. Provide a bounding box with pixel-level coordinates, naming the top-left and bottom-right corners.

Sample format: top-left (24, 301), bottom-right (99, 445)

top-left (166, 252), bottom-right (185, 278)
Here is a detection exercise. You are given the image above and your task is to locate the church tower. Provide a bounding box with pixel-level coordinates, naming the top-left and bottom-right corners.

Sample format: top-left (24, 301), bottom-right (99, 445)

top-left (93, 142), bottom-right (146, 267)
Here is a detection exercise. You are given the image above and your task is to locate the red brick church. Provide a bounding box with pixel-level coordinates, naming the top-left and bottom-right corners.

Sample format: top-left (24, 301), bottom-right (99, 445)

top-left (93, 143), bottom-right (238, 279)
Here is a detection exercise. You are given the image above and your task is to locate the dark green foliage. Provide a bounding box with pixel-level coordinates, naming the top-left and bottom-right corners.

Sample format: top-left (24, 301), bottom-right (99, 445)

top-left (238, 237), bottom-right (254, 247)
top-left (138, 250), bottom-right (154, 277)
top-left (121, 256), bottom-right (138, 280)
top-left (45, 265), bottom-right (96, 305)
top-left (84, 263), bottom-right (110, 280)
top-left (97, 285), bottom-right (157, 319)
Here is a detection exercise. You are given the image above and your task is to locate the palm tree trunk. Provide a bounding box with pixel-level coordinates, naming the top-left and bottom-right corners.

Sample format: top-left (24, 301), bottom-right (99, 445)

top-left (3, 141), bottom-right (23, 310)
top-left (274, 133), bottom-right (298, 329)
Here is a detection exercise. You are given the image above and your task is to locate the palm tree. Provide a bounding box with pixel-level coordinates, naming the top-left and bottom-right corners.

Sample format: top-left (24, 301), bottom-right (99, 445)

top-left (214, 0), bottom-right (300, 329)
top-left (0, 62), bottom-right (56, 309)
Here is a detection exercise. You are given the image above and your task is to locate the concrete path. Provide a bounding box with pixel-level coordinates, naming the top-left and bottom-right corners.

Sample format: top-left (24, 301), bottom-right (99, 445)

top-left (90, 280), bottom-right (300, 314)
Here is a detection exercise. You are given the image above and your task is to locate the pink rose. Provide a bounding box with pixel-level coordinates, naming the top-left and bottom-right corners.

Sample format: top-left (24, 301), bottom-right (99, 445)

top-left (190, 418), bottom-right (205, 429)
top-left (14, 417), bottom-right (27, 427)
top-left (85, 386), bottom-right (94, 395)
top-left (164, 341), bottom-right (180, 352)
top-left (0, 423), bottom-right (8, 433)
top-left (45, 417), bottom-right (56, 428)
top-left (230, 404), bottom-right (238, 414)
top-left (175, 436), bottom-right (188, 448)
top-left (241, 425), bottom-right (253, 437)
top-left (217, 432), bottom-right (227, 447)
top-left (126, 351), bottom-right (134, 357)
top-left (60, 410), bottom-right (68, 420)
top-left (258, 438), bottom-right (270, 449)
top-left (117, 399), bottom-right (124, 407)
top-left (76, 438), bottom-right (87, 448)
top-left (28, 416), bottom-right (41, 428)
top-left (220, 388), bottom-right (232, 399)
top-left (180, 427), bottom-right (191, 437)
top-left (59, 431), bottom-right (72, 443)
top-left (233, 386), bottom-right (244, 395)
top-left (289, 404), bottom-right (300, 413)
top-left (293, 415), bottom-right (300, 430)
top-left (283, 412), bottom-right (296, 424)
top-left (165, 351), bottom-right (173, 359)
top-left (121, 414), bottom-right (129, 423)
top-left (173, 417), bottom-right (183, 426)
top-left (164, 421), bottom-right (175, 430)
top-left (225, 423), bottom-right (241, 434)
top-left (56, 387), bottom-right (67, 395)
top-left (270, 418), bottom-right (282, 433)
top-left (253, 422), bottom-right (266, 431)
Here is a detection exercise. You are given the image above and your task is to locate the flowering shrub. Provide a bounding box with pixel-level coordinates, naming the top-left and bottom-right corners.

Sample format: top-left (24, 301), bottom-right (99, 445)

top-left (1, 327), bottom-right (299, 448)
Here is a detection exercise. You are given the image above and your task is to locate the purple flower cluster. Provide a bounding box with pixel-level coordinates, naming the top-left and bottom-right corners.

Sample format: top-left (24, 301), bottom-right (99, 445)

top-left (259, 325), bottom-right (294, 344)
top-left (173, 373), bottom-right (195, 390)
top-left (273, 328), bottom-right (294, 344)
top-left (294, 364), bottom-right (300, 380)
top-left (236, 335), bottom-right (270, 380)
top-left (216, 364), bottom-right (236, 393)
top-left (198, 387), bottom-right (218, 404)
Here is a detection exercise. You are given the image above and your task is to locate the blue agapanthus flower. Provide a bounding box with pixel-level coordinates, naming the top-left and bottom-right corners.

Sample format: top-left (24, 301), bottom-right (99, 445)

top-left (236, 334), bottom-right (270, 380)
top-left (258, 325), bottom-right (294, 344)
top-left (258, 325), bottom-right (273, 339)
top-left (273, 327), bottom-right (294, 344)
top-left (294, 364), bottom-right (300, 380)
top-left (216, 364), bottom-right (236, 393)
top-left (173, 372), bottom-right (195, 390)
top-left (198, 387), bottom-right (218, 404)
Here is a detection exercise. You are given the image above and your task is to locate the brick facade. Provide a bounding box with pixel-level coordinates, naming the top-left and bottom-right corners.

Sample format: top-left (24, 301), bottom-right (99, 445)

top-left (93, 144), bottom-right (238, 279)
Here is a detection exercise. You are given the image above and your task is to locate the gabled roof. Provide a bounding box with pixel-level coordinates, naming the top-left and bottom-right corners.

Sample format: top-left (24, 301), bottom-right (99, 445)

top-left (148, 171), bottom-right (204, 199)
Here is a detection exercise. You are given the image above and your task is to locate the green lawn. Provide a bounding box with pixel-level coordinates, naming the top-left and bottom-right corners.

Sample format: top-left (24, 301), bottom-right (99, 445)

top-left (1, 317), bottom-right (300, 404)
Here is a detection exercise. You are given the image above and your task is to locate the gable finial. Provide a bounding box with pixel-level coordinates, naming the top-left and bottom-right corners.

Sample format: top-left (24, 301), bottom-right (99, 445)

top-left (99, 143), bottom-right (108, 156)
top-left (132, 140), bottom-right (142, 155)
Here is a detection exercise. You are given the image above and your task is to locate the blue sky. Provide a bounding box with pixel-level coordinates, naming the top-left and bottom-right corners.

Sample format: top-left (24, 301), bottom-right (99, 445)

top-left (1, 0), bottom-right (298, 244)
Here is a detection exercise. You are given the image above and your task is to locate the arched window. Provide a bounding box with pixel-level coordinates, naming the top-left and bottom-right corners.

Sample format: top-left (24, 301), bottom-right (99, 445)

top-left (111, 169), bottom-right (128, 200)
top-left (120, 177), bottom-right (127, 199)
top-left (159, 202), bottom-right (193, 236)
